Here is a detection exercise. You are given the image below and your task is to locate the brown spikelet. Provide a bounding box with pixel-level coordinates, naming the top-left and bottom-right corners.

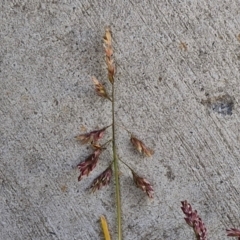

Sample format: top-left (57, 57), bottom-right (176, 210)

top-left (77, 149), bottom-right (101, 181)
top-left (103, 28), bottom-right (112, 45)
top-left (130, 135), bottom-right (154, 157)
top-left (75, 127), bottom-right (108, 144)
top-left (77, 150), bottom-right (101, 181)
top-left (92, 76), bottom-right (111, 101)
top-left (90, 166), bottom-right (112, 192)
top-left (131, 170), bottom-right (154, 198)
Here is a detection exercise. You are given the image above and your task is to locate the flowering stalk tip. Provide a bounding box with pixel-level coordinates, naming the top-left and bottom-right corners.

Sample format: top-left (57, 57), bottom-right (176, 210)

top-left (131, 170), bottom-right (154, 198)
top-left (130, 135), bottom-right (154, 157)
top-left (181, 200), bottom-right (207, 240)
top-left (103, 27), bottom-right (115, 84)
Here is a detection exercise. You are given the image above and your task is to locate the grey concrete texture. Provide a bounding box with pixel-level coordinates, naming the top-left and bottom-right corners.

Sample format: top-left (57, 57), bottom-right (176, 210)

top-left (1, 0), bottom-right (240, 239)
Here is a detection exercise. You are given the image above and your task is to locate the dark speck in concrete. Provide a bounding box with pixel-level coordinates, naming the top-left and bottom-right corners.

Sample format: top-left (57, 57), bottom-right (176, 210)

top-left (211, 101), bottom-right (233, 115)
top-left (201, 94), bottom-right (234, 116)
top-left (165, 165), bottom-right (175, 181)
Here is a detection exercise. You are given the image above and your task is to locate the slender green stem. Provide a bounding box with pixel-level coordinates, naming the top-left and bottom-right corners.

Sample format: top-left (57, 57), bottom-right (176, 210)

top-left (115, 123), bottom-right (132, 135)
top-left (118, 157), bottom-right (134, 172)
top-left (101, 139), bottom-right (112, 148)
top-left (112, 81), bottom-right (122, 240)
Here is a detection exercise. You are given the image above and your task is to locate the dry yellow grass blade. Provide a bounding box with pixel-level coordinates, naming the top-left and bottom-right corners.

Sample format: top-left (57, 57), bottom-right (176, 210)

top-left (100, 215), bottom-right (111, 240)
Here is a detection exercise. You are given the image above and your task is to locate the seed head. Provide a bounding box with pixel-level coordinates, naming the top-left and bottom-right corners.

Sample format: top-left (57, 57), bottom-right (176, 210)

top-left (90, 166), bottom-right (113, 192)
top-left (77, 149), bottom-right (101, 181)
top-left (130, 135), bottom-right (154, 157)
top-left (181, 200), bottom-right (207, 240)
top-left (131, 170), bottom-right (154, 198)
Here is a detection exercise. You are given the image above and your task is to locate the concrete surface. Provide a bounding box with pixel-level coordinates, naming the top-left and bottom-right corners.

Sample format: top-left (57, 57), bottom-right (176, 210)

top-left (1, 1), bottom-right (240, 239)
